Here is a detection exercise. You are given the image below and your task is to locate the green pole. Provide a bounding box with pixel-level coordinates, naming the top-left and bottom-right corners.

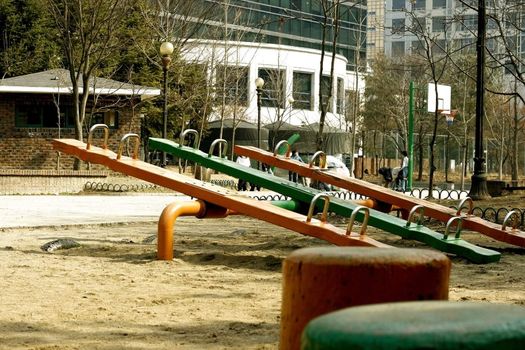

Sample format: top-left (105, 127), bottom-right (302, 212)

top-left (408, 81), bottom-right (415, 190)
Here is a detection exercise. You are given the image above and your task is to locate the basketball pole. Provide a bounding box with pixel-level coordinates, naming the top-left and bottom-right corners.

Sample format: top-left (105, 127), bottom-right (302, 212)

top-left (408, 81), bottom-right (415, 191)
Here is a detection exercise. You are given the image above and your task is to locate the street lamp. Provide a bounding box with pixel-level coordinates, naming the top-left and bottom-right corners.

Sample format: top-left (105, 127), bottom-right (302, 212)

top-left (470, 0), bottom-right (490, 199)
top-left (255, 77), bottom-right (265, 169)
top-left (160, 41), bottom-right (174, 166)
top-left (287, 96), bottom-right (295, 123)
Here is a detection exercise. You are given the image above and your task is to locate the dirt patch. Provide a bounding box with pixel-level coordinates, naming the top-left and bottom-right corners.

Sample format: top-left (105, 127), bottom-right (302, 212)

top-left (1, 211), bottom-right (524, 349)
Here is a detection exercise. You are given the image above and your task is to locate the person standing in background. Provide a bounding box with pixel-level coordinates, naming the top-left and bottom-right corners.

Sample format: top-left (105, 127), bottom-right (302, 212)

top-left (289, 149), bottom-right (304, 183)
top-left (236, 155), bottom-right (251, 191)
top-left (400, 150), bottom-right (409, 192)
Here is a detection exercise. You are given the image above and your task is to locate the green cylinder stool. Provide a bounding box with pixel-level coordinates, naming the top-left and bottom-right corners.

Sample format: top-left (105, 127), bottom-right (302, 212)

top-left (302, 301), bottom-right (525, 350)
top-left (280, 247), bottom-right (450, 350)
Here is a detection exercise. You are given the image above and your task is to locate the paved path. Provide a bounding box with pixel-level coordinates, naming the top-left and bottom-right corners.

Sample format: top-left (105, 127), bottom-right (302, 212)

top-left (0, 195), bottom-right (188, 228)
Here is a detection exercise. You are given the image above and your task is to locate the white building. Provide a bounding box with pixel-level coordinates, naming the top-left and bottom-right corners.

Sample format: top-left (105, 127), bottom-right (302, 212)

top-left (184, 40), bottom-right (364, 131)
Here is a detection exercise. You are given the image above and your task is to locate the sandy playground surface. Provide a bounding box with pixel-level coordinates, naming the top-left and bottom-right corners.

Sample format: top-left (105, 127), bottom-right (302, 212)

top-left (1, 200), bottom-right (525, 349)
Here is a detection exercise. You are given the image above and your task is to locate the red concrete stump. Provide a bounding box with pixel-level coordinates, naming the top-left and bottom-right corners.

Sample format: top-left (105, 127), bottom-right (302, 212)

top-left (280, 247), bottom-right (450, 350)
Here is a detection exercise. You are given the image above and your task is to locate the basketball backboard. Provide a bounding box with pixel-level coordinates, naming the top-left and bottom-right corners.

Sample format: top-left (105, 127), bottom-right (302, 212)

top-left (427, 83), bottom-right (451, 113)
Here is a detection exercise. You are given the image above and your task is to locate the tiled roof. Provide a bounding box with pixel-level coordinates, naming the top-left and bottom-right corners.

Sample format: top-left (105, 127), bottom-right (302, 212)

top-left (0, 69), bottom-right (160, 97)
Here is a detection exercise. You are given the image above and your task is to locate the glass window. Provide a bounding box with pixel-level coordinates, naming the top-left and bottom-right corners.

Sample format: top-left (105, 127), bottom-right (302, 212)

top-left (504, 61), bottom-right (516, 75)
top-left (91, 110), bottom-right (119, 129)
top-left (455, 0), bottom-right (475, 8)
top-left (432, 39), bottom-right (447, 55)
top-left (392, 0), bottom-right (405, 11)
top-left (320, 75), bottom-right (333, 113)
top-left (290, 0), bottom-right (300, 10)
top-left (392, 18), bottom-right (405, 34)
top-left (412, 0), bottom-right (426, 10)
top-left (258, 68), bottom-right (285, 108)
top-left (459, 15), bottom-right (477, 31)
top-left (216, 65), bottom-right (249, 106)
top-left (411, 40), bottom-right (425, 55)
top-left (433, 0), bottom-right (447, 9)
top-left (432, 16), bottom-right (447, 32)
top-left (412, 16), bottom-right (426, 31)
top-left (458, 37), bottom-right (475, 52)
top-left (392, 41), bottom-right (406, 56)
top-left (15, 105), bottom-right (41, 127)
top-left (15, 104), bottom-right (76, 128)
top-left (292, 72), bottom-right (313, 110)
top-left (336, 78), bottom-right (345, 114)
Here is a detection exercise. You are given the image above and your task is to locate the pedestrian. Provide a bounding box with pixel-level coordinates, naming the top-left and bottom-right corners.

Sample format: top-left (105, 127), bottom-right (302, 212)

top-left (289, 149), bottom-right (304, 184)
top-left (236, 155), bottom-right (251, 191)
top-left (399, 150), bottom-right (409, 191)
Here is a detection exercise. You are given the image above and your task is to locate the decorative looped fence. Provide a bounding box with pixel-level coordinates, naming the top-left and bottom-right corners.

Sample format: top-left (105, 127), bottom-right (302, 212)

top-left (83, 181), bottom-right (524, 228)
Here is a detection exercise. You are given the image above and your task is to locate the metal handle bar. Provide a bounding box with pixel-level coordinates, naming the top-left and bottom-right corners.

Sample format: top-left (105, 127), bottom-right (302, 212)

top-left (406, 205), bottom-right (425, 227)
top-left (502, 210), bottom-right (519, 231)
top-left (117, 133), bottom-right (140, 160)
top-left (180, 129), bottom-right (199, 149)
top-left (208, 139), bottom-right (228, 158)
top-left (306, 193), bottom-right (330, 223)
top-left (443, 216), bottom-right (462, 240)
top-left (87, 124), bottom-right (109, 150)
top-left (456, 197), bottom-right (473, 216)
top-left (309, 151), bottom-right (327, 168)
top-left (273, 140), bottom-right (291, 157)
top-left (346, 205), bottom-right (369, 236)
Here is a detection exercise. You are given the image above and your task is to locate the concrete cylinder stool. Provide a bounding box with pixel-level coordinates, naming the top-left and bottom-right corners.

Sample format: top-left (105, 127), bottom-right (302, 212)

top-left (280, 247), bottom-right (450, 350)
top-left (301, 301), bottom-right (525, 349)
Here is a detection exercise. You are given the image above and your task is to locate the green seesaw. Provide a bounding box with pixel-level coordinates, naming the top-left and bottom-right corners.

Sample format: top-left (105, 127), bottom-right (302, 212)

top-left (148, 134), bottom-right (500, 264)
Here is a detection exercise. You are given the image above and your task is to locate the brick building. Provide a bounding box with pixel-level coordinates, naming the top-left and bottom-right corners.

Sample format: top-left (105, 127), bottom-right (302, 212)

top-left (0, 69), bottom-right (160, 170)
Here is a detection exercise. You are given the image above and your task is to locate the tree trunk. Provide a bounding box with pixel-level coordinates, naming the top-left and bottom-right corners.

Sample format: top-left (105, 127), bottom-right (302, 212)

top-left (427, 111), bottom-right (439, 198)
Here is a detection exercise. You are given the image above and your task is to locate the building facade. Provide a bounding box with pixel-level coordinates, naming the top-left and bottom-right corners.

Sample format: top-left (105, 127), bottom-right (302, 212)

top-left (185, 41), bottom-right (353, 130)
top-left (366, 0), bottom-right (386, 63)
top-left (0, 69), bottom-right (159, 169)
top-left (186, 0), bottom-right (367, 133)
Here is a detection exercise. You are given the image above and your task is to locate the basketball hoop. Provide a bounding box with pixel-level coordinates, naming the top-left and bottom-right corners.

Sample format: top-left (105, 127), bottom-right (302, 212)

top-left (438, 109), bottom-right (458, 126)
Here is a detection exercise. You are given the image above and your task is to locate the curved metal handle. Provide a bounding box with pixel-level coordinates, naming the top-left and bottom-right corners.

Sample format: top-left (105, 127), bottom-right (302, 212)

top-left (306, 193), bottom-right (330, 223)
top-left (117, 133), bottom-right (140, 160)
top-left (443, 216), bottom-right (462, 240)
top-left (456, 197), bottom-right (473, 216)
top-left (208, 139), bottom-right (228, 158)
top-left (502, 210), bottom-right (519, 231)
top-left (180, 129), bottom-right (199, 149)
top-left (87, 124), bottom-right (109, 150)
top-left (309, 151), bottom-right (326, 168)
top-left (346, 206), bottom-right (369, 236)
top-left (406, 205), bottom-right (425, 227)
top-left (273, 140), bottom-right (291, 157)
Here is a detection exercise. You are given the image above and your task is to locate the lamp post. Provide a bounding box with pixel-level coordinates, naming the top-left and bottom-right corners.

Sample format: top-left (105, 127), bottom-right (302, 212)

top-left (287, 96), bottom-right (295, 121)
top-left (255, 77), bottom-right (264, 170)
top-left (470, 0), bottom-right (490, 199)
top-left (160, 41), bottom-right (174, 167)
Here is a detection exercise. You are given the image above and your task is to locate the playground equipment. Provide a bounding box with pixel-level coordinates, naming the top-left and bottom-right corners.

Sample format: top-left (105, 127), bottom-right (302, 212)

top-left (52, 126), bottom-right (389, 260)
top-left (148, 135), bottom-right (499, 263)
top-left (302, 301), bottom-right (525, 350)
top-left (235, 143), bottom-right (525, 248)
top-left (281, 247), bottom-right (450, 350)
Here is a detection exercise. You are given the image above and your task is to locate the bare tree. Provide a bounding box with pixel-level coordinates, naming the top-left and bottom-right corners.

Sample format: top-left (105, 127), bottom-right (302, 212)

top-left (47, 0), bottom-right (137, 169)
top-left (405, 8), bottom-right (456, 197)
top-left (484, 0), bottom-right (525, 183)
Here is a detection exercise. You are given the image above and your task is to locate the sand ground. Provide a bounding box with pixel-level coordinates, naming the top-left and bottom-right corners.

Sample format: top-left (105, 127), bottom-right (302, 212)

top-left (1, 197), bottom-right (525, 349)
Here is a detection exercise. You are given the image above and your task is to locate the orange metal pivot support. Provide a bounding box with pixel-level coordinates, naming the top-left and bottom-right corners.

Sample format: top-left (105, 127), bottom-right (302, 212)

top-left (157, 199), bottom-right (231, 260)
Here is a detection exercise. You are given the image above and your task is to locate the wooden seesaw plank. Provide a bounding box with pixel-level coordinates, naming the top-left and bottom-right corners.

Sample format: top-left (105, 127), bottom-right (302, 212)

top-left (52, 138), bottom-right (387, 248)
top-left (235, 145), bottom-right (525, 248)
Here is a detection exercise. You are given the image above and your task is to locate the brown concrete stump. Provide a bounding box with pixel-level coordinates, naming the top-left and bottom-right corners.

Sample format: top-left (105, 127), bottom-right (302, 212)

top-left (279, 247), bottom-right (450, 350)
